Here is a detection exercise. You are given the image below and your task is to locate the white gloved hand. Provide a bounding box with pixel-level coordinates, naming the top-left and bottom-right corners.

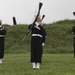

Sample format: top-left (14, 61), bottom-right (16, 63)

top-left (42, 42), bottom-right (45, 46)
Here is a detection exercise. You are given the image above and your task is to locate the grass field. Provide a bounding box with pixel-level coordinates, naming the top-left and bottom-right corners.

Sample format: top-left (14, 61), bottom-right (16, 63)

top-left (4, 20), bottom-right (75, 54)
top-left (0, 54), bottom-right (75, 75)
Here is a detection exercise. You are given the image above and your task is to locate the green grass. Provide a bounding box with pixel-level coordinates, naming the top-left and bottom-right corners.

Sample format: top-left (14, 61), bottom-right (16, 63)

top-left (0, 54), bottom-right (75, 75)
top-left (4, 19), bottom-right (75, 54)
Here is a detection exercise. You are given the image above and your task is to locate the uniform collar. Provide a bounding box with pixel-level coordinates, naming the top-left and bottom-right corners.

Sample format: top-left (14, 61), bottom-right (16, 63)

top-left (35, 22), bottom-right (39, 26)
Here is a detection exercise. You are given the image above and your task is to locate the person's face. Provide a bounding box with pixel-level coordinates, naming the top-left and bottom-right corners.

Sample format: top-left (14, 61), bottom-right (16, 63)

top-left (37, 18), bottom-right (42, 24)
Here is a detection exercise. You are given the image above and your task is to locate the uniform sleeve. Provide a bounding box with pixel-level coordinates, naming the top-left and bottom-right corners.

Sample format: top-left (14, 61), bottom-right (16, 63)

top-left (28, 24), bottom-right (32, 29)
top-left (42, 28), bottom-right (47, 43)
top-left (0, 26), bottom-right (6, 35)
top-left (28, 24), bottom-right (35, 30)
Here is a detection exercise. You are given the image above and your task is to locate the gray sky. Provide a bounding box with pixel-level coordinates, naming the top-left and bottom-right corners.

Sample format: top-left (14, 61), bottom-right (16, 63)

top-left (0, 0), bottom-right (75, 25)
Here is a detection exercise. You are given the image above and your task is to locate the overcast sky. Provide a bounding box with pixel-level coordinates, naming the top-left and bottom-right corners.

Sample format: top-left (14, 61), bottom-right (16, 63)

top-left (0, 0), bottom-right (75, 25)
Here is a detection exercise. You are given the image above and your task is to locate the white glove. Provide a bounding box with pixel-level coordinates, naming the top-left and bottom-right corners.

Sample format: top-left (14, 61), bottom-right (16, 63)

top-left (42, 42), bottom-right (45, 46)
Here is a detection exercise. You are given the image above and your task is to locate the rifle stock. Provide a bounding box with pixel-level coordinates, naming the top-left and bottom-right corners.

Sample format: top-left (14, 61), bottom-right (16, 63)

top-left (73, 12), bottom-right (75, 16)
top-left (42, 15), bottom-right (45, 20)
top-left (33, 2), bottom-right (43, 25)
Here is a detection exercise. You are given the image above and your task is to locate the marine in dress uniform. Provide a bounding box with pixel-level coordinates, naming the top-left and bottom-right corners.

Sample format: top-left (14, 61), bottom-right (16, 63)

top-left (0, 20), bottom-right (6, 64)
top-left (29, 17), bottom-right (46, 69)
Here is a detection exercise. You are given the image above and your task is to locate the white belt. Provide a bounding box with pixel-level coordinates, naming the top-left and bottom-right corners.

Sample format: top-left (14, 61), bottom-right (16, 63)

top-left (32, 34), bottom-right (42, 37)
top-left (0, 35), bottom-right (5, 37)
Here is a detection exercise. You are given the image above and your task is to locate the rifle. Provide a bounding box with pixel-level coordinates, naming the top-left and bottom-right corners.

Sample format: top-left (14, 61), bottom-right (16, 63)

top-left (42, 15), bottom-right (45, 20)
top-left (12, 17), bottom-right (17, 25)
top-left (22, 2), bottom-right (43, 41)
top-left (27, 2), bottom-right (43, 35)
top-left (73, 12), bottom-right (75, 16)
